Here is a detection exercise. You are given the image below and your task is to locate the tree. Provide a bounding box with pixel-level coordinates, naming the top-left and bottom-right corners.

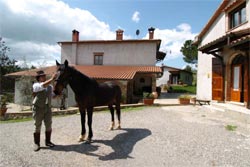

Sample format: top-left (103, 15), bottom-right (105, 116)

top-left (184, 65), bottom-right (192, 72)
top-left (0, 37), bottom-right (21, 93)
top-left (180, 40), bottom-right (198, 64)
top-left (184, 65), bottom-right (197, 86)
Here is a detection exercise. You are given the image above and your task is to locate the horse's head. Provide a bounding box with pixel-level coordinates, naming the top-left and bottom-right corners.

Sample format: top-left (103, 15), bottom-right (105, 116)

top-left (54, 60), bottom-right (71, 95)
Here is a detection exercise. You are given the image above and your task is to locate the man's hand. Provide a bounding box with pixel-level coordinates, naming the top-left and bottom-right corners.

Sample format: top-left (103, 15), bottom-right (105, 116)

top-left (42, 73), bottom-right (58, 88)
top-left (52, 73), bottom-right (58, 81)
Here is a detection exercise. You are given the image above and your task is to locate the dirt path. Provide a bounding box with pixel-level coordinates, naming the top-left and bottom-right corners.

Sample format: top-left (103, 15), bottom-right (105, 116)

top-left (0, 106), bottom-right (249, 167)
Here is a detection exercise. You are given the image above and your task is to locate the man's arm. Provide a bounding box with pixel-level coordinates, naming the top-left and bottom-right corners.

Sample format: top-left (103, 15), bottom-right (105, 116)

top-left (41, 73), bottom-right (57, 88)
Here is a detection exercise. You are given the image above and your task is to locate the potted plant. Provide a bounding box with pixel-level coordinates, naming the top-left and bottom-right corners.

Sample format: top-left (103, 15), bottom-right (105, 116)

top-left (178, 94), bottom-right (191, 105)
top-left (143, 92), bottom-right (155, 105)
top-left (0, 95), bottom-right (8, 116)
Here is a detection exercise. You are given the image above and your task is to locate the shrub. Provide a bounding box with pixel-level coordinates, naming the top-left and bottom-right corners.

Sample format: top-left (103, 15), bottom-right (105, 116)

top-left (178, 94), bottom-right (192, 99)
top-left (0, 95), bottom-right (8, 109)
top-left (143, 92), bottom-right (154, 99)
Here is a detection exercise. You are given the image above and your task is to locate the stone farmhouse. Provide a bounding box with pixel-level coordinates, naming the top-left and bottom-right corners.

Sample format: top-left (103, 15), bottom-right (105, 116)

top-left (194, 0), bottom-right (250, 109)
top-left (7, 28), bottom-right (165, 107)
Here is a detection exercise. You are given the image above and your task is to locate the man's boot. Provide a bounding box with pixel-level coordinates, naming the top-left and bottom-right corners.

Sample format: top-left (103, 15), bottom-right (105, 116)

top-left (33, 132), bottom-right (40, 152)
top-left (45, 131), bottom-right (55, 147)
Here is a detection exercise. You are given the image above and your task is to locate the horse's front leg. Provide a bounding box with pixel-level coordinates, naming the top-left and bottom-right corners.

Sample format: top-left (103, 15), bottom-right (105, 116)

top-left (79, 108), bottom-right (86, 142)
top-left (86, 107), bottom-right (93, 143)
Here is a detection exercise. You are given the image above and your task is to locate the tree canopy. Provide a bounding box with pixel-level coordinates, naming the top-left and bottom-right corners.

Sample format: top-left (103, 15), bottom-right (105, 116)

top-left (184, 65), bottom-right (192, 72)
top-left (180, 40), bottom-right (198, 64)
top-left (0, 38), bottom-right (21, 93)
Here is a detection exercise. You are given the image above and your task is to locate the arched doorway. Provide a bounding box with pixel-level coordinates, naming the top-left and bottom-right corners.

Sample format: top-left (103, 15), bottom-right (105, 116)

top-left (231, 55), bottom-right (245, 102)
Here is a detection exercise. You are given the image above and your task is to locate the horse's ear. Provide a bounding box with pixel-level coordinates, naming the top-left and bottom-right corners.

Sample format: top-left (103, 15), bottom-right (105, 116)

top-left (64, 60), bottom-right (68, 67)
top-left (56, 60), bottom-right (60, 66)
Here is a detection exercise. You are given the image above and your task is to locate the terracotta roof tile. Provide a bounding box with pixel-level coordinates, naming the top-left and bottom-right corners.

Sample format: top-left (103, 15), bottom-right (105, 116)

top-left (199, 28), bottom-right (250, 51)
top-left (6, 65), bottom-right (162, 80)
top-left (224, 0), bottom-right (245, 12)
top-left (230, 34), bottom-right (250, 46)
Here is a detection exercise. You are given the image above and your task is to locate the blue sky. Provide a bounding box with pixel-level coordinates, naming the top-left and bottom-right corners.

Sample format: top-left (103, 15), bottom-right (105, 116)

top-left (0, 0), bottom-right (222, 68)
top-left (65, 0), bottom-right (220, 33)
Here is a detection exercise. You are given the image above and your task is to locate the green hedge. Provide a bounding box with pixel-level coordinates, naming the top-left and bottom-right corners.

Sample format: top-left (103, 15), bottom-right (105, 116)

top-left (169, 85), bottom-right (196, 94)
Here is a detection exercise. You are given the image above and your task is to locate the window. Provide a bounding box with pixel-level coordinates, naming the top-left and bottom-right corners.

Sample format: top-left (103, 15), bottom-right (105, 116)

top-left (229, 3), bottom-right (246, 29)
top-left (94, 53), bottom-right (103, 65)
top-left (233, 66), bottom-right (240, 90)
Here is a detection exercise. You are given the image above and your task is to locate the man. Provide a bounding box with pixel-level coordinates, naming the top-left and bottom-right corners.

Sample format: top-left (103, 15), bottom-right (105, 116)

top-left (32, 70), bottom-right (57, 152)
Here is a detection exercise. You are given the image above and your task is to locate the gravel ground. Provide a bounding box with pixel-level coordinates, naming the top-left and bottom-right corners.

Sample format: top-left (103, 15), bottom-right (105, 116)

top-left (0, 106), bottom-right (250, 167)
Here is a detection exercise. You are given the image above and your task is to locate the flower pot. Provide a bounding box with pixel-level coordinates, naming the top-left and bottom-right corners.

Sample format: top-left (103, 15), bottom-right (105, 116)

top-left (179, 98), bottom-right (190, 105)
top-left (0, 108), bottom-right (7, 116)
top-left (143, 99), bottom-right (154, 105)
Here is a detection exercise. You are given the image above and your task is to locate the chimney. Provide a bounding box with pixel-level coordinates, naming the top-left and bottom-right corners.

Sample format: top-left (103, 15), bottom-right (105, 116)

top-left (116, 29), bottom-right (124, 40)
top-left (148, 27), bottom-right (155, 39)
top-left (72, 29), bottom-right (79, 42)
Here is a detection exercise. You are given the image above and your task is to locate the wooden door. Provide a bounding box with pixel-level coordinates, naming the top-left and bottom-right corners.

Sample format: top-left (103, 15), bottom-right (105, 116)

top-left (231, 65), bottom-right (242, 102)
top-left (212, 58), bottom-right (223, 101)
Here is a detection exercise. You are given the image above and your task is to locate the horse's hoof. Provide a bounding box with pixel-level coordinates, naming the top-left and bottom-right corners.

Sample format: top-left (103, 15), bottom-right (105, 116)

top-left (78, 135), bottom-right (85, 142)
top-left (109, 126), bottom-right (114, 131)
top-left (116, 125), bottom-right (121, 130)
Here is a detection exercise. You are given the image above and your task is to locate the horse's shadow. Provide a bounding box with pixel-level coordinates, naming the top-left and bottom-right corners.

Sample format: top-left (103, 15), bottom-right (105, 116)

top-left (51, 128), bottom-right (151, 161)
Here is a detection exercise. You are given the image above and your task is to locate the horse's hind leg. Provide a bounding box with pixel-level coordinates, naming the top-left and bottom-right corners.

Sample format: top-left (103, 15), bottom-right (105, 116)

top-left (86, 107), bottom-right (93, 144)
top-left (115, 103), bottom-right (121, 130)
top-left (108, 104), bottom-right (115, 130)
top-left (79, 108), bottom-right (86, 142)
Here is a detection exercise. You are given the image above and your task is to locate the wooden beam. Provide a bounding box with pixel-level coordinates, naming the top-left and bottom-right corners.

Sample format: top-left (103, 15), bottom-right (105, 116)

top-left (201, 40), bottom-right (226, 53)
top-left (248, 52), bottom-right (250, 109)
top-left (210, 52), bottom-right (223, 62)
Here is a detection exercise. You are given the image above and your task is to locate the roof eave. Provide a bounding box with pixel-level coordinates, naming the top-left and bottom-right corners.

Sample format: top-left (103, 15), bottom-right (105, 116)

top-left (197, 0), bottom-right (230, 42)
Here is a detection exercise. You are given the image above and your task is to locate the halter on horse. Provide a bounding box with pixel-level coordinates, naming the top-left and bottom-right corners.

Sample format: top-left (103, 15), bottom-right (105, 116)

top-left (54, 60), bottom-right (122, 143)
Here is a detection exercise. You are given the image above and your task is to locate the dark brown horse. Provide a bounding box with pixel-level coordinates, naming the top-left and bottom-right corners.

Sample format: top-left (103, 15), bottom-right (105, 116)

top-left (54, 60), bottom-right (122, 143)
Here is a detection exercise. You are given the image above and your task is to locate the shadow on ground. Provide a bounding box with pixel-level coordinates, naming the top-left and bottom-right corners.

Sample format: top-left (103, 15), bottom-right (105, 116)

top-left (51, 128), bottom-right (151, 161)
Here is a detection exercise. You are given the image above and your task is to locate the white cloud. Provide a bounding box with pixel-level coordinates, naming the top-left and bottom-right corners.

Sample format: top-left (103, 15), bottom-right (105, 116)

top-left (132, 11), bottom-right (140, 23)
top-left (182, 64), bottom-right (197, 70)
top-left (0, 0), bottom-right (115, 67)
top-left (7, 39), bottom-right (61, 67)
top-left (0, 0), bottom-right (197, 69)
top-left (145, 24), bottom-right (197, 61)
top-left (177, 23), bottom-right (191, 32)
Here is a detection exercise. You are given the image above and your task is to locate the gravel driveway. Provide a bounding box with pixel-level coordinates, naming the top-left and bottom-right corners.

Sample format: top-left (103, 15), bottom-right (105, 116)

top-left (0, 106), bottom-right (250, 167)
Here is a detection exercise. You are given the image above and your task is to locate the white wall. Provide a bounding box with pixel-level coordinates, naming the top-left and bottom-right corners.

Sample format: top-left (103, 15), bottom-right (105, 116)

top-left (196, 11), bottom-right (220, 100)
top-left (196, 54), bottom-right (213, 100)
top-left (200, 14), bottom-right (225, 46)
top-left (14, 79), bottom-right (33, 105)
top-left (14, 78), bottom-right (77, 108)
top-left (61, 42), bottom-right (157, 66)
top-left (61, 44), bottom-right (73, 64)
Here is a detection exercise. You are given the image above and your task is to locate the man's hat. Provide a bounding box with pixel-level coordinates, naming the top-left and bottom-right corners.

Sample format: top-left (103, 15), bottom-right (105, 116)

top-left (36, 70), bottom-right (46, 77)
top-left (35, 70), bottom-right (46, 81)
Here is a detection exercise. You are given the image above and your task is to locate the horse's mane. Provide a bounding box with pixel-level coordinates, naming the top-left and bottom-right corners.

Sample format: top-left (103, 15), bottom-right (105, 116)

top-left (68, 65), bottom-right (98, 85)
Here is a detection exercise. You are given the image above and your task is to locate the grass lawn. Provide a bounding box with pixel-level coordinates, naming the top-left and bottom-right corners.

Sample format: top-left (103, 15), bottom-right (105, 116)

top-left (170, 85), bottom-right (196, 94)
